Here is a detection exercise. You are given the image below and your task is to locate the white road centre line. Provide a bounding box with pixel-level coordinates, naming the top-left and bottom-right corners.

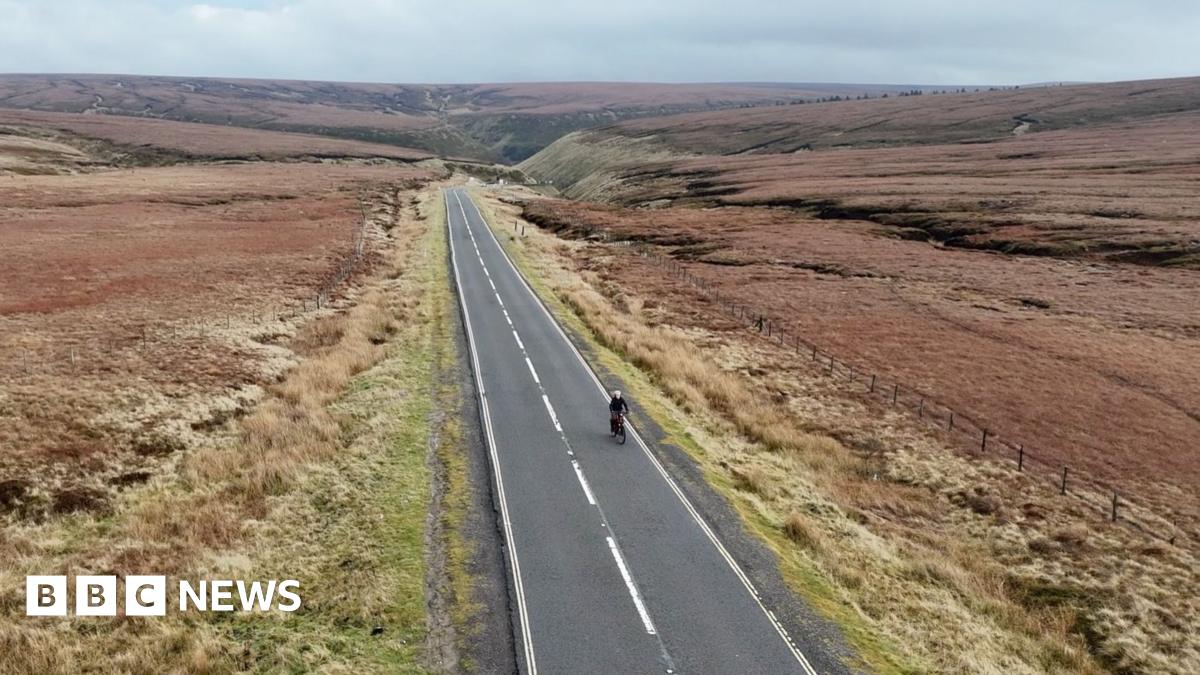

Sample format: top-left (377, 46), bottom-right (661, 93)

top-left (540, 394), bottom-right (562, 432)
top-left (571, 460), bottom-right (597, 505)
top-left (606, 537), bottom-right (657, 635)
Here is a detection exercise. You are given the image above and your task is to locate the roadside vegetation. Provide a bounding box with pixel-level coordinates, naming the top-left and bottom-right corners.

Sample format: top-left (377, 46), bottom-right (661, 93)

top-left (0, 166), bottom-right (478, 672)
top-left (470, 187), bottom-right (1200, 674)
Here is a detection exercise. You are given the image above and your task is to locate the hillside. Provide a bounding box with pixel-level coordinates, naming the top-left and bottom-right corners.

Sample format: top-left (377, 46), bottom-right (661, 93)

top-left (524, 76), bottom-right (1200, 167)
top-left (0, 108), bottom-right (433, 174)
top-left (520, 77), bottom-right (1200, 270)
top-left (0, 74), bottom-right (931, 162)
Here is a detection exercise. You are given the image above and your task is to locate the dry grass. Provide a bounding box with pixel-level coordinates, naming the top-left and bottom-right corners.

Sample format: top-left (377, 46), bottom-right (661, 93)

top-left (0, 74), bottom-right (910, 162)
top-left (517, 196), bottom-right (1200, 540)
top-left (0, 109), bottom-right (432, 163)
top-left (529, 76), bottom-right (1200, 158)
top-left (0, 160), bottom-right (437, 525)
top-left (0, 168), bottom-right (459, 671)
top-left (474, 187), bottom-right (1200, 674)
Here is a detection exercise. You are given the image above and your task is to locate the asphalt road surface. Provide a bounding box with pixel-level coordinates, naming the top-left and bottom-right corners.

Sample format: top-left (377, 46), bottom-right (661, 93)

top-left (446, 187), bottom-right (824, 674)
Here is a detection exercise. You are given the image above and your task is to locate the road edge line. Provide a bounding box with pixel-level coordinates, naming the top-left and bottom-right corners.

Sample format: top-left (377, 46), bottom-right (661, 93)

top-left (445, 190), bottom-right (538, 675)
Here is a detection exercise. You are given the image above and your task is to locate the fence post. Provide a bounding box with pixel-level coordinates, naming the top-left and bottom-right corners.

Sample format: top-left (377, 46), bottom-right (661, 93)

top-left (1017, 445), bottom-right (1024, 471)
top-left (1060, 467), bottom-right (1069, 495)
top-left (869, 374), bottom-right (876, 393)
top-left (1111, 492), bottom-right (1119, 522)
top-left (892, 384), bottom-right (899, 404)
top-left (981, 429), bottom-right (989, 453)
top-left (948, 412), bottom-right (954, 431)
top-left (829, 355), bottom-right (835, 373)
top-left (812, 345), bottom-right (817, 361)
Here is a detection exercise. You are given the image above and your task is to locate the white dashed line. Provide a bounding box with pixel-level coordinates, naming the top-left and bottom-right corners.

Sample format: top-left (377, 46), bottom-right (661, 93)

top-left (607, 537), bottom-right (657, 635)
top-left (572, 460), bottom-right (597, 505)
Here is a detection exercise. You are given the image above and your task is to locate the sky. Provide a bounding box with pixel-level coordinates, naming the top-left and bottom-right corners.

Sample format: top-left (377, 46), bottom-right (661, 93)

top-left (1, 1), bottom-right (1198, 85)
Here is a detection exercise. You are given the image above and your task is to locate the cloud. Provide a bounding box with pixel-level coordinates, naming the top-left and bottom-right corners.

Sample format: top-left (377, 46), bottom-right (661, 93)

top-left (0, 0), bottom-right (1196, 84)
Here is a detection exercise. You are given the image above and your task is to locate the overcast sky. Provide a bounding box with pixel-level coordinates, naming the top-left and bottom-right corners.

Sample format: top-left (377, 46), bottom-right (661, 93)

top-left (1, 1), bottom-right (1197, 85)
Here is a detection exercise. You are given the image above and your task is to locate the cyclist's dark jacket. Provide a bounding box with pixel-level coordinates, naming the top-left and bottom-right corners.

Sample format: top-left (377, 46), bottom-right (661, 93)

top-left (609, 396), bottom-right (629, 414)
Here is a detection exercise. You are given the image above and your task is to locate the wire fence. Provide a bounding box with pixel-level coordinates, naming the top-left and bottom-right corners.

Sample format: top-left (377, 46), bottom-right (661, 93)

top-left (3, 204), bottom-right (371, 379)
top-left (637, 247), bottom-right (1192, 549)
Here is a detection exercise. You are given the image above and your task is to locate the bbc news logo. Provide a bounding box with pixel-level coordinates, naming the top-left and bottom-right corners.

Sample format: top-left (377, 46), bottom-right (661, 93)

top-left (26, 576), bottom-right (302, 616)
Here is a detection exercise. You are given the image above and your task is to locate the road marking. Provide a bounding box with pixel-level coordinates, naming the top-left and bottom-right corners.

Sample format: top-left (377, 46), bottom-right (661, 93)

top-left (458, 189), bottom-right (818, 674)
top-left (541, 394), bottom-right (562, 432)
top-left (572, 460), bottom-right (597, 505)
top-left (446, 191), bottom-right (538, 675)
top-left (525, 356), bottom-right (540, 384)
top-left (606, 537), bottom-right (656, 635)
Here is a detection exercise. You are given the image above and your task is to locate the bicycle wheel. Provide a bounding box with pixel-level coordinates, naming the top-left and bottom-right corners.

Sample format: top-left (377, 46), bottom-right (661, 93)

top-left (616, 424), bottom-right (626, 445)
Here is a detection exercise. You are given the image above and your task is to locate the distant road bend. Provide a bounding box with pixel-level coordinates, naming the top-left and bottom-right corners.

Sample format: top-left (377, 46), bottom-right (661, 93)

top-left (446, 187), bottom-right (828, 674)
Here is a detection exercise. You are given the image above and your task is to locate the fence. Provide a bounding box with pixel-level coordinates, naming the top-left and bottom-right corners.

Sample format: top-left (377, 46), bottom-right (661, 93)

top-left (637, 247), bottom-right (1191, 549)
top-left (3, 203), bottom-right (372, 379)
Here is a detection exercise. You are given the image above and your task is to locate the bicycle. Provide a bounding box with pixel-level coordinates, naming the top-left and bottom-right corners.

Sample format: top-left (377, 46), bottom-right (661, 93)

top-left (610, 411), bottom-right (627, 445)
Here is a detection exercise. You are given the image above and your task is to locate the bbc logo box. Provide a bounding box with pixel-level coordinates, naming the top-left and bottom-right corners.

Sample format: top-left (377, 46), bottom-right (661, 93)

top-left (26, 576), bottom-right (301, 616)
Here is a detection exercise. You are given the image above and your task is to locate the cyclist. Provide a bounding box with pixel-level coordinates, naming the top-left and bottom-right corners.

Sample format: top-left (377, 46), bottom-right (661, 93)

top-left (609, 390), bottom-right (629, 435)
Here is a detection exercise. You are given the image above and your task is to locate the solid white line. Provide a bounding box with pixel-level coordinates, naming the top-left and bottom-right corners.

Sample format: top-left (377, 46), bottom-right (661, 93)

top-left (572, 460), bottom-right (597, 505)
top-left (460, 190), bottom-right (818, 674)
top-left (446, 191), bottom-right (538, 674)
top-left (541, 394), bottom-right (562, 432)
top-left (606, 537), bottom-right (657, 635)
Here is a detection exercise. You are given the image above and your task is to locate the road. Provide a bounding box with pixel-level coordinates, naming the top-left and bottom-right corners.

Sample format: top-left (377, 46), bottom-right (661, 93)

top-left (446, 187), bottom-right (822, 674)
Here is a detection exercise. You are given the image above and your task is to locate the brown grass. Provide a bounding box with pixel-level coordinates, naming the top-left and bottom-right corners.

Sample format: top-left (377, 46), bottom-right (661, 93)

top-left (0, 171), bottom-right (453, 671)
top-left (0, 109), bottom-right (432, 163)
top-left (0, 159), bottom-right (436, 524)
top-left (476, 186), bottom-right (1200, 674)
top-left (517, 195), bottom-right (1200, 541)
top-left (547, 76), bottom-right (1200, 155)
top-left (0, 73), bottom-right (952, 162)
